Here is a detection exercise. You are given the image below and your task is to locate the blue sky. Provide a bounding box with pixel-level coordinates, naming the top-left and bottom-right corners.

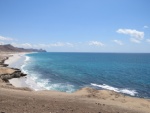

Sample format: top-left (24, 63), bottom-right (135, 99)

top-left (0, 0), bottom-right (150, 52)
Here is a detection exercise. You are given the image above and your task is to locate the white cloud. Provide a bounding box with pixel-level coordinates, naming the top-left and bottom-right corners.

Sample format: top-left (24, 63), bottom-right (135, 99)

top-left (21, 43), bottom-right (32, 48)
top-left (0, 36), bottom-right (14, 41)
top-left (11, 42), bottom-right (74, 49)
top-left (143, 26), bottom-right (149, 29)
top-left (11, 43), bottom-right (33, 48)
top-left (117, 29), bottom-right (144, 43)
top-left (130, 38), bottom-right (141, 43)
top-left (0, 42), bottom-right (5, 45)
top-left (49, 42), bottom-right (65, 47)
top-left (66, 42), bottom-right (74, 47)
top-left (113, 40), bottom-right (123, 45)
top-left (89, 41), bottom-right (104, 46)
top-left (146, 39), bottom-right (150, 43)
top-left (48, 42), bottom-right (74, 47)
top-left (117, 29), bottom-right (144, 40)
top-left (37, 44), bottom-right (49, 48)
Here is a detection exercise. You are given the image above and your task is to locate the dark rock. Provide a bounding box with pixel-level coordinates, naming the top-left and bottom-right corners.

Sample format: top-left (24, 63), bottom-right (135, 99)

top-left (10, 68), bottom-right (20, 70)
top-left (20, 73), bottom-right (27, 76)
top-left (2, 64), bottom-right (8, 67)
top-left (0, 71), bottom-right (27, 81)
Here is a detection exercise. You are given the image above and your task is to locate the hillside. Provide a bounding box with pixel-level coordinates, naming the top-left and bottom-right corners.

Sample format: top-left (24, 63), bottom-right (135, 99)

top-left (0, 44), bottom-right (46, 52)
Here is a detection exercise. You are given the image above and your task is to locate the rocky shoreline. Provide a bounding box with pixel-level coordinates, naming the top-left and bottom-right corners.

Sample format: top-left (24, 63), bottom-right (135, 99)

top-left (0, 54), bottom-right (27, 82)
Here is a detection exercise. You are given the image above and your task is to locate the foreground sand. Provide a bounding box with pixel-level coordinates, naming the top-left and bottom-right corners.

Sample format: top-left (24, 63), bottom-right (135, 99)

top-left (0, 53), bottom-right (150, 113)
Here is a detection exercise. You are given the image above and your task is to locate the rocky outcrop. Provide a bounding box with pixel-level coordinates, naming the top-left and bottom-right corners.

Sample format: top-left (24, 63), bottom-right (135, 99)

top-left (0, 56), bottom-right (9, 65)
top-left (0, 70), bottom-right (26, 82)
top-left (0, 44), bottom-right (45, 82)
top-left (0, 55), bottom-right (27, 82)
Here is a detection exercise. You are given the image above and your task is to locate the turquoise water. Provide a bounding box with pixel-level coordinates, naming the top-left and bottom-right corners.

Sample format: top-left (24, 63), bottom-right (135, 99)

top-left (22, 52), bottom-right (150, 98)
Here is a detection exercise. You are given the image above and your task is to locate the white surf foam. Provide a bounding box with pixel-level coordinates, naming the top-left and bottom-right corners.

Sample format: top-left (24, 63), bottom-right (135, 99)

top-left (25, 76), bottom-right (45, 91)
top-left (18, 55), bottom-right (44, 91)
top-left (44, 82), bottom-right (75, 93)
top-left (5, 53), bottom-right (27, 69)
top-left (25, 56), bottom-right (30, 62)
top-left (21, 55), bottom-right (76, 92)
top-left (25, 74), bottom-right (75, 92)
top-left (91, 83), bottom-right (137, 96)
top-left (21, 56), bottom-right (31, 73)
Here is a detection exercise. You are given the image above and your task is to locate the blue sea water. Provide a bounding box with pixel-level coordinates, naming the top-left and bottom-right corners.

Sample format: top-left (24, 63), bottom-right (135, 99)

top-left (22, 52), bottom-right (150, 98)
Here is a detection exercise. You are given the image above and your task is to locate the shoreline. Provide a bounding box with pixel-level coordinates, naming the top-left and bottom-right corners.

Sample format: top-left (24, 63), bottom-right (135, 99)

top-left (4, 53), bottom-right (139, 96)
top-left (1, 52), bottom-right (150, 97)
top-left (4, 52), bottom-right (45, 90)
top-left (4, 52), bottom-right (32, 88)
top-left (1, 52), bottom-right (150, 96)
top-left (0, 52), bottom-right (150, 113)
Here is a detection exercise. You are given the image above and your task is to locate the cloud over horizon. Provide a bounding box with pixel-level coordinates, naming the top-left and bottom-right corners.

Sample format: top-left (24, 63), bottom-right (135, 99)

top-left (88, 41), bottom-right (104, 47)
top-left (0, 42), bottom-right (5, 45)
top-left (113, 40), bottom-right (123, 45)
top-left (146, 39), bottom-right (150, 43)
top-left (143, 26), bottom-right (149, 29)
top-left (11, 42), bottom-right (75, 49)
top-left (116, 29), bottom-right (144, 43)
top-left (0, 36), bottom-right (14, 41)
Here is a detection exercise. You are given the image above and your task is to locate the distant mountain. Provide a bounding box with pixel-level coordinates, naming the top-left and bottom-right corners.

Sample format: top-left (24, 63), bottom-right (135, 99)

top-left (0, 44), bottom-right (46, 52)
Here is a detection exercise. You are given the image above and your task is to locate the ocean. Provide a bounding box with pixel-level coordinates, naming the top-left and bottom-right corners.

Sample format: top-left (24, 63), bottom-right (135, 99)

top-left (21, 52), bottom-right (150, 98)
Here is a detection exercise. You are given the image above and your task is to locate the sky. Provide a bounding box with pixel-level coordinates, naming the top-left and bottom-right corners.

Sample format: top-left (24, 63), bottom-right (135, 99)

top-left (0, 0), bottom-right (150, 52)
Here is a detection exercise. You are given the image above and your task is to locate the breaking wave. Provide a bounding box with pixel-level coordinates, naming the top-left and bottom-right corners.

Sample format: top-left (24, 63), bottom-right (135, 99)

top-left (91, 83), bottom-right (138, 96)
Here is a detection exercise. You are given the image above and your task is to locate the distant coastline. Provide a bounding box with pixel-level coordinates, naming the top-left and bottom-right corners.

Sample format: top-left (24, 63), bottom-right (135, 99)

top-left (0, 44), bottom-right (46, 53)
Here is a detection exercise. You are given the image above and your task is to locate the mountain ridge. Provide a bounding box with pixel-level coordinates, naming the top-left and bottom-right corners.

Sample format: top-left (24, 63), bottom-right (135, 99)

top-left (0, 44), bottom-right (46, 52)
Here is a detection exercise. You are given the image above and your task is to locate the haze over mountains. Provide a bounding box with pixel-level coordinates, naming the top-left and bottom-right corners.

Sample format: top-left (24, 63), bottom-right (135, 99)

top-left (0, 44), bottom-right (46, 52)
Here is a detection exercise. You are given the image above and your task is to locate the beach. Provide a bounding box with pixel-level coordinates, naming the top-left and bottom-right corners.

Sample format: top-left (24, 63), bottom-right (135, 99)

top-left (0, 53), bottom-right (150, 113)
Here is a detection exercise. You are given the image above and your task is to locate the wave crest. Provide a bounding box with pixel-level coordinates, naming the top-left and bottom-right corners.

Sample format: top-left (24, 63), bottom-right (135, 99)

top-left (91, 83), bottom-right (137, 96)
top-left (25, 56), bottom-right (30, 62)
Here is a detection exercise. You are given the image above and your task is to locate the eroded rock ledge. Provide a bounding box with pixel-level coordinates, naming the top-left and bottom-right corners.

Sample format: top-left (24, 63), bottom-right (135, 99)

top-left (0, 55), bottom-right (27, 82)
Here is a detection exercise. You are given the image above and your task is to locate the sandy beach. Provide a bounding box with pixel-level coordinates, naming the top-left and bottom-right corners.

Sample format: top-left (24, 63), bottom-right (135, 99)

top-left (2, 53), bottom-right (28, 88)
top-left (0, 52), bottom-right (150, 113)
